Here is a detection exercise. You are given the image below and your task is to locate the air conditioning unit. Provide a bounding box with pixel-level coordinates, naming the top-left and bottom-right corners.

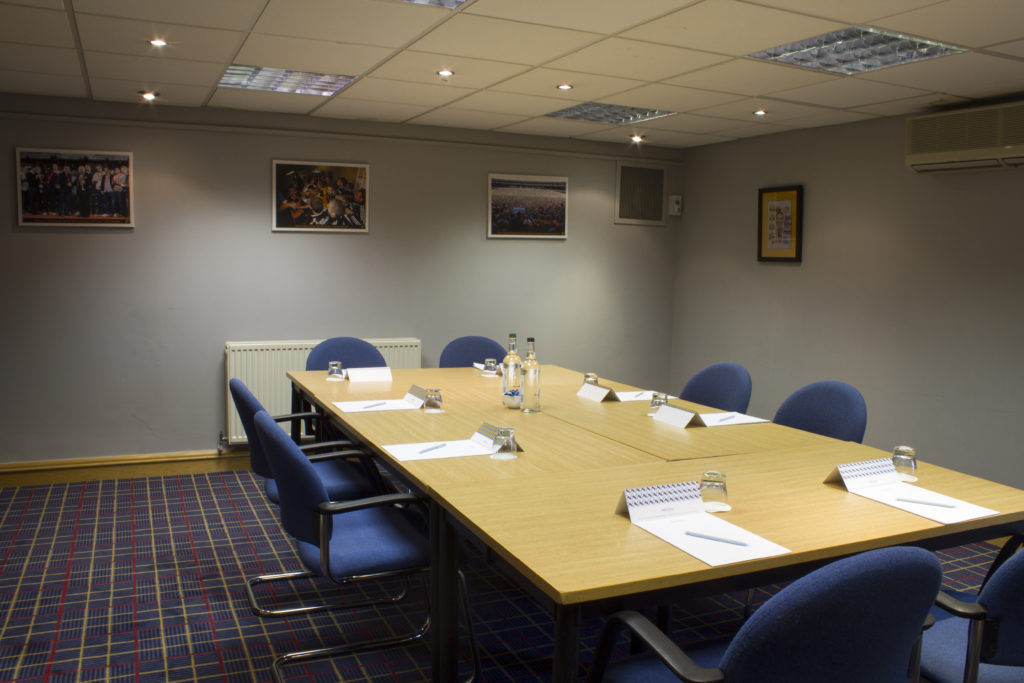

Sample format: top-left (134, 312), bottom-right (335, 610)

top-left (906, 101), bottom-right (1024, 173)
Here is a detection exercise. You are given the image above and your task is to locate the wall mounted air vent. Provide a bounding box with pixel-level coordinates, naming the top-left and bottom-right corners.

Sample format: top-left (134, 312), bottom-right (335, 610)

top-left (906, 101), bottom-right (1024, 172)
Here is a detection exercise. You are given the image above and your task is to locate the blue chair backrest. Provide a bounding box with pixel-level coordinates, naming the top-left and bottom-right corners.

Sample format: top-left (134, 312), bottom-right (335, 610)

top-left (228, 378), bottom-right (274, 479)
top-left (254, 410), bottom-right (328, 546)
top-left (976, 547), bottom-right (1024, 665)
top-left (773, 380), bottom-right (867, 443)
top-left (306, 336), bottom-right (386, 371)
top-left (720, 546), bottom-right (941, 682)
top-left (439, 336), bottom-right (506, 368)
top-left (679, 362), bottom-right (752, 413)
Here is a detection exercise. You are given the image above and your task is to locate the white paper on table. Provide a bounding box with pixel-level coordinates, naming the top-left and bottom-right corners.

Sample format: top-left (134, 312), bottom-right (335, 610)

top-left (824, 458), bottom-right (999, 524)
top-left (698, 411), bottom-right (768, 427)
top-left (577, 382), bottom-right (611, 402)
top-left (615, 390), bottom-right (654, 402)
top-left (382, 423), bottom-right (506, 461)
top-left (636, 511), bottom-right (791, 567)
top-left (346, 366), bottom-right (392, 383)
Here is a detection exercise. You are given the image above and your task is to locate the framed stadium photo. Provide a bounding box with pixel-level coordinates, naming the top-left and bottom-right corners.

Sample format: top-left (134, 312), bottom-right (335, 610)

top-left (487, 173), bottom-right (567, 240)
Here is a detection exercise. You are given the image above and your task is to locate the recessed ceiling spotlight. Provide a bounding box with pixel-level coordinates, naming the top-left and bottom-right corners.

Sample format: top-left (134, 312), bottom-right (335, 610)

top-left (138, 91), bottom-right (158, 101)
top-left (753, 108), bottom-right (767, 117)
top-left (557, 83), bottom-right (573, 91)
top-left (630, 134), bottom-right (645, 143)
top-left (437, 69), bottom-right (454, 79)
top-left (149, 38), bottom-right (167, 47)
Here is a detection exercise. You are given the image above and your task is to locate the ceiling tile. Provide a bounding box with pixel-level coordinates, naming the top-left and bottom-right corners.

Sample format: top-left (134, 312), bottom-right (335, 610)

top-left (575, 126), bottom-right (731, 147)
top-left (874, 0), bottom-right (1024, 49)
top-left (311, 97), bottom-right (433, 122)
top-left (851, 93), bottom-right (968, 117)
top-left (690, 96), bottom-right (828, 122)
top-left (860, 52), bottom-right (1024, 100)
top-left (84, 51), bottom-right (225, 86)
top-left (367, 51), bottom-right (529, 89)
top-left (464, 0), bottom-right (698, 35)
top-left (771, 77), bottom-right (930, 109)
top-left (338, 77), bottom-right (474, 107)
top-left (407, 107), bottom-right (529, 129)
top-left (4, 1), bottom-right (65, 9)
top-left (490, 68), bottom-right (643, 101)
top-left (665, 58), bottom-right (837, 96)
top-left (89, 77), bottom-right (211, 106)
top-left (623, 0), bottom-right (845, 57)
top-left (76, 15), bottom-right (242, 62)
top-left (236, 35), bottom-right (392, 76)
top-left (0, 68), bottom-right (86, 97)
top-left (750, 0), bottom-right (944, 25)
top-left (73, 0), bottom-right (266, 31)
top-left (0, 4), bottom-right (73, 47)
top-left (449, 90), bottom-right (578, 116)
top-left (775, 108), bottom-right (878, 129)
top-left (640, 111), bottom-right (751, 134)
top-left (208, 87), bottom-right (325, 114)
top-left (601, 83), bottom-right (744, 112)
top-left (0, 43), bottom-right (81, 76)
top-left (548, 37), bottom-right (729, 81)
top-left (255, 0), bottom-right (448, 48)
top-left (495, 116), bottom-right (613, 137)
top-left (409, 14), bottom-right (600, 64)
top-left (988, 39), bottom-right (1024, 59)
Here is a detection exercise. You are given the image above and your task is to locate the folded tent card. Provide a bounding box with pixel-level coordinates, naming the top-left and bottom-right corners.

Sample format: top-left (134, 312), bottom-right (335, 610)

top-left (334, 384), bottom-right (426, 412)
top-left (616, 481), bottom-right (790, 567)
top-left (382, 422), bottom-right (522, 461)
top-left (577, 382), bottom-right (653, 402)
top-left (652, 404), bottom-right (768, 428)
top-left (824, 458), bottom-right (998, 524)
top-left (346, 366), bottom-right (393, 383)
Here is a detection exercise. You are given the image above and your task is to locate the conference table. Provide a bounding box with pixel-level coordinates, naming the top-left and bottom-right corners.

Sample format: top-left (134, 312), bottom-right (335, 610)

top-left (288, 365), bottom-right (1024, 683)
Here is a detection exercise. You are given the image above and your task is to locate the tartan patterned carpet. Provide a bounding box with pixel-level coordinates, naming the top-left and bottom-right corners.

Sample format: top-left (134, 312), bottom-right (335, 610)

top-left (0, 472), bottom-right (999, 682)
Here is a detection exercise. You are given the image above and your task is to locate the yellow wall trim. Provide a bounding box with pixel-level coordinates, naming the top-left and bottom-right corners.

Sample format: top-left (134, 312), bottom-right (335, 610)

top-left (0, 450), bottom-right (250, 487)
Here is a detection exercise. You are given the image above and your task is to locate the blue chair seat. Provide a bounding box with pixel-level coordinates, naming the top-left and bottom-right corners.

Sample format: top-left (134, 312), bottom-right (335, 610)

top-left (295, 505), bottom-right (430, 579)
top-left (921, 609), bottom-right (1023, 683)
top-left (263, 458), bottom-right (373, 505)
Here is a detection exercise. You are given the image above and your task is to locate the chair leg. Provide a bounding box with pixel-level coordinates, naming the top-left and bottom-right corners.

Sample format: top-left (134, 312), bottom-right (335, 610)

top-left (245, 569), bottom-right (411, 618)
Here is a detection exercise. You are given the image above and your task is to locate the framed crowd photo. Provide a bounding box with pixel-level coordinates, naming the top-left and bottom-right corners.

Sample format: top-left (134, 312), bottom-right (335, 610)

top-left (16, 148), bottom-right (134, 228)
top-left (757, 185), bottom-right (803, 262)
top-left (487, 173), bottom-right (567, 240)
top-left (273, 160), bottom-right (368, 233)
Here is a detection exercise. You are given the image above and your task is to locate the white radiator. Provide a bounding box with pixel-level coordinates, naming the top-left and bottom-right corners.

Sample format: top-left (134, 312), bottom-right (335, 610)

top-left (224, 337), bottom-right (422, 445)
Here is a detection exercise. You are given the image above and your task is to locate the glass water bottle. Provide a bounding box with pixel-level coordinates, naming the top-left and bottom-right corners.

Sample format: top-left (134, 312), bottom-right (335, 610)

top-left (501, 333), bottom-right (523, 408)
top-left (521, 337), bottom-right (540, 413)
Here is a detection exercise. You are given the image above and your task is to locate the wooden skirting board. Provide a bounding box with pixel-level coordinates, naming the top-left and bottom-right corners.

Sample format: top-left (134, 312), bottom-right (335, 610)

top-left (0, 449), bottom-right (250, 487)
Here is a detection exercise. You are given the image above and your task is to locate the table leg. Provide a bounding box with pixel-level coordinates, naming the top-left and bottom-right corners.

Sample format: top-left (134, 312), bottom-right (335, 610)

top-left (552, 604), bottom-right (581, 683)
top-left (289, 385), bottom-right (303, 442)
top-left (431, 500), bottom-right (458, 683)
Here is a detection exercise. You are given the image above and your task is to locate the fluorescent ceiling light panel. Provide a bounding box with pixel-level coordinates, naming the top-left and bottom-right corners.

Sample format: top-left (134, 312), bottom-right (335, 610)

top-left (749, 27), bottom-right (965, 75)
top-left (545, 101), bottom-right (676, 125)
top-left (218, 65), bottom-right (354, 96)
top-left (404, 0), bottom-right (468, 7)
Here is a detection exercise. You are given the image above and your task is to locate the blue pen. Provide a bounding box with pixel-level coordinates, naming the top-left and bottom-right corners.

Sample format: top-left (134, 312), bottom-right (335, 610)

top-left (363, 401), bottom-right (386, 409)
top-left (717, 414), bottom-right (736, 422)
top-left (685, 530), bottom-right (749, 547)
top-left (419, 442), bottom-right (446, 454)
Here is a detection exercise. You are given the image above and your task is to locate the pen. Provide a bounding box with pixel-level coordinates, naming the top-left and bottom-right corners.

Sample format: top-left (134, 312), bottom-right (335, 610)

top-left (717, 414), bottom-right (736, 422)
top-left (363, 401), bottom-right (386, 409)
top-left (685, 530), bottom-right (749, 546)
top-left (896, 497), bottom-right (955, 508)
top-left (636, 391), bottom-right (647, 398)
top-left (419, 442), bottom-right (446, 454)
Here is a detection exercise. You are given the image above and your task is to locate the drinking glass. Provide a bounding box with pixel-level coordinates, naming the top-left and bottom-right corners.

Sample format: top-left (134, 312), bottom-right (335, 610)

top-left (491, 427), bottom-right (518, 460)
top-left (584, 372), bottom-right (599, 385)
top-left (483, 358), bottom-right (498, 374)
top-left (700, 470), bottom-right (731, 512)
top-left (647, 392), bottom-right (668, 416)
top-left (326, 360), bottom-right (344, 381)
top-left (424, 388), bottom-right (444, 413)
top-left (892, 445), bottom-right (918, 482)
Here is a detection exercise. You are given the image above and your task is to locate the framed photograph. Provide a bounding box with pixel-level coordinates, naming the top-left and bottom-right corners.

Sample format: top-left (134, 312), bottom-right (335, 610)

top-left (17, 148), bottom-right (134, 227)
top-left (488, 173), bottom-right (567, 239)
top-left (273, 160), bottom-right (368, 233)
top-left (757, 185), bottom-right (803, 262)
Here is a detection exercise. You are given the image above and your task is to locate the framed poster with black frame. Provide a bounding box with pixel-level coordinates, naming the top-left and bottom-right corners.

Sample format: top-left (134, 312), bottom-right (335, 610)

top-left (757, 185), bottom-right (803, 262)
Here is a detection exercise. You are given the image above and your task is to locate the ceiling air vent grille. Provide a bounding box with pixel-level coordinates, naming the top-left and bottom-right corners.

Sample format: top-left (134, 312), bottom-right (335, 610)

top-left (906, 101), bottom-right (1024, 172)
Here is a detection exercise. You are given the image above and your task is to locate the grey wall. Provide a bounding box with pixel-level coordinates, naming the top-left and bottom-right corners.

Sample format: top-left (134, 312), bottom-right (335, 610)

top-left (670, 115), bottom-right (1024, 487)
top-left (1, 99), bottom-right (681, 464)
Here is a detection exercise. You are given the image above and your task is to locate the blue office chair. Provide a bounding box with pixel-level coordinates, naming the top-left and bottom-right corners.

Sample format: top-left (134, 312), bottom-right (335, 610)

top-left (251, 410), bottom-right (479, 682)
top-left (920, 545), bottom-right (1024, 683)
top-left (773, 380), bottom-right (867, 443)
top-left (306, 336), bottom-right (387, 370)
top-left (587, 546), bottom-right (941, 683)
top-left (228, 378), bottom-right (379, 506)
top-left (679, 362), bottom-right (752, 413)
top-left (440, 335), bottom-right (506, 368)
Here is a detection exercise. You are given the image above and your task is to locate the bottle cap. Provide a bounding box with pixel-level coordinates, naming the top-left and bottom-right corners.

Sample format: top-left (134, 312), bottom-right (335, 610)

top-left (527, 337), bottom-right (535, 342)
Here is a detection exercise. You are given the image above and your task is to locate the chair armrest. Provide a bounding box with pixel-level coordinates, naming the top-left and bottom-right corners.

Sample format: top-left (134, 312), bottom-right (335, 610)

top-left (317, 492), bottom-right (422, 515)
top-left (300, 439), bottom-right (357, 452)
top-left (586, 610), bottom-right (724, 683)
top-left (935, 591), bottom-right (988, 620)
top-left (272, 411), bottom-right (321, 423)
top-left (303, 448), bottom-right (366, 463)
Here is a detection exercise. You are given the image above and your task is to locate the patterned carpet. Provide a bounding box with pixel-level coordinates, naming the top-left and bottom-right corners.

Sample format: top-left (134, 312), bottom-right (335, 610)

top-left (0, 472), bottom-right (1000, 682)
